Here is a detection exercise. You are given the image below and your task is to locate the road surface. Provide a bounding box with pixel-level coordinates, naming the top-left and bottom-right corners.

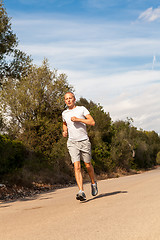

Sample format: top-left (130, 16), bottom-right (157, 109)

top-left (1, 167), bottom-right (160, 240)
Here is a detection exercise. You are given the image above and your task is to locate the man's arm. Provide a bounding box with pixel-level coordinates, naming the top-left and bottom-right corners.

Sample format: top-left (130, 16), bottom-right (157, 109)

top-left (71, 114), bottom-right (95, 126)
top-left (62, 121), bottom-right (68, 137)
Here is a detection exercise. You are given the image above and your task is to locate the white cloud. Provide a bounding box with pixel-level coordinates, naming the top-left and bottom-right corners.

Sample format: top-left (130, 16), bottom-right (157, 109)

top-left (12, 15), bottom-right (160, 70)
top-left (138, 7), bottom-right (160, 22)
top-left (102, 75), bottom-right (160, 134)
top-left (17, 38), bottom-right (160, 75)
top-left (10, 13), bottom-right (160, 134)
top-left (107, 84), bottom-right (160, 134)
top-left (61, 69), bottom-right (160, 134)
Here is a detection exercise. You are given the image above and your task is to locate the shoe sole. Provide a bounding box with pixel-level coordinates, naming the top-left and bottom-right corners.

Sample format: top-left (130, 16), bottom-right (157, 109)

top-left (92, 192), bottom-right (98, 196)
top-left (76, 195), bottom-right (86, 201)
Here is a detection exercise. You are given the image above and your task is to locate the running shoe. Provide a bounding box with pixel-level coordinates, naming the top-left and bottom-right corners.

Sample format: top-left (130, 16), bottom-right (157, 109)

top-left (76, 191), bottom-right (86, 201)
top-left (91, 182), bottom-right (98, 196)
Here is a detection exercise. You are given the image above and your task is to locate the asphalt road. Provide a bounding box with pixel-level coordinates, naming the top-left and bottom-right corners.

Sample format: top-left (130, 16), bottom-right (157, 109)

top-left (1, 167), bottom-right (160, 240)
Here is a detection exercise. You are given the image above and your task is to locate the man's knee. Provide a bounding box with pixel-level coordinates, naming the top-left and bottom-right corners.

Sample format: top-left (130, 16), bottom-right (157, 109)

top-left (85, 162), bottom-right (92, 170)
top-left (74, 161), bottom-right (81, 171)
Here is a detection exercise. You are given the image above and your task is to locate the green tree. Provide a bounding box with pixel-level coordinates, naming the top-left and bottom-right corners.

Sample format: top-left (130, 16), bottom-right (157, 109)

top-left (77, 98), bottom-right (112, 143)
top-left (0, 112), bottom-right (3, 131)
top-left (76, 98), bottom-right (113, 173)
top-left (0, 1), bottom-right (32, 81)
top-left (1, 60), bottom-right (73, 156)
top-left (0, 134), bottom-right (26, 177)
top-left (133, 130), bottom-right (160, 168)
top-left (0, 1), bottom-right (17, 59)
top-left (111, 120), bottom-right (160, 170)
top-left (156, 151), bottom-right (160, 165)
top-left (111, 120), bottom-right (135, 171)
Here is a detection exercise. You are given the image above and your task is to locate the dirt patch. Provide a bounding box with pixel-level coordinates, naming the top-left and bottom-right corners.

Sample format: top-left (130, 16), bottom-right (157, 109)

top-left (1, 166), bottom-right (158, 202)
top-left (0, 182), bottom-right (74, 202)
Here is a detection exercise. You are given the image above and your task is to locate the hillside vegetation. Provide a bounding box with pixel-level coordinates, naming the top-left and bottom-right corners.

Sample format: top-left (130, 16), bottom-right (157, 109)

top-left (0, 1), bottom-right (160, 189)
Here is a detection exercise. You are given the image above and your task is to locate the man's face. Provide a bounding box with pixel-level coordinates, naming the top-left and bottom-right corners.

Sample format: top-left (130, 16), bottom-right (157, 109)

top-left (64, 93), bottom-right (76, 109)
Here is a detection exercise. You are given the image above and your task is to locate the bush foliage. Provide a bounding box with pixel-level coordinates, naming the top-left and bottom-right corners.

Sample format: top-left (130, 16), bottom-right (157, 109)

top-left (1, 1), bottom-right (160, 186)
top-left (0, 63), bottom-right (160, 186)
top-left (0, 135), bottom-right (25, 176)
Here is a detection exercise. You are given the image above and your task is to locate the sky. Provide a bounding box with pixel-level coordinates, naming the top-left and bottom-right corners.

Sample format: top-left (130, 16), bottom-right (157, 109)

top-left (4, 0), bottom-right (160, 134)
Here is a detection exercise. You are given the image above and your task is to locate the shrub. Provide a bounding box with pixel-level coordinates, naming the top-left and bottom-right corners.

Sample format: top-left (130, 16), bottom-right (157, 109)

top-left (0, 134), bottom-right (26, 176)
top-left (156, 152), bottom-right (160, 165)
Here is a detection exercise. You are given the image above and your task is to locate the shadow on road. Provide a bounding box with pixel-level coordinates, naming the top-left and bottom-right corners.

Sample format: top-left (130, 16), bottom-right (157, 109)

top-left (81, 190), bottom-right (128, 203)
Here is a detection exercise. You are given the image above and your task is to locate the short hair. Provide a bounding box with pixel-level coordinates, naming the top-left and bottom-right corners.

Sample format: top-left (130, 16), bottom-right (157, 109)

top-left (64, 92), bottom-right (75, 99)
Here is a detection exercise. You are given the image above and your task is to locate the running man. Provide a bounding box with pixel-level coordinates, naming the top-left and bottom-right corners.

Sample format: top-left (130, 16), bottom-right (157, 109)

top-left (62, 92), bottom-right (98, 201)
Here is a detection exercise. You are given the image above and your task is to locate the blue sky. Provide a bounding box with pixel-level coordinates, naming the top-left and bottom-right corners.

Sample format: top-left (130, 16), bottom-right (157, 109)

top-left (4, 0), bottom-right (160, 134)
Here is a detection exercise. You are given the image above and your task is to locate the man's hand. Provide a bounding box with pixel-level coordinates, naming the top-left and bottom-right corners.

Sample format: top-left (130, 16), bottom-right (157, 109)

top-left (63, 130), bottom-right (68, 137)
top-left (71, 114), bottom-right (95, 126)
top-left (62, 122), bottom-right (68, 137)
top-left (71, 116), bottom-right (79, 122)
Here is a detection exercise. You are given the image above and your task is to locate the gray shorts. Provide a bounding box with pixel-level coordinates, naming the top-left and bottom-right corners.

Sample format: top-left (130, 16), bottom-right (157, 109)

top-left (67, 139), bottom-right (91, 164)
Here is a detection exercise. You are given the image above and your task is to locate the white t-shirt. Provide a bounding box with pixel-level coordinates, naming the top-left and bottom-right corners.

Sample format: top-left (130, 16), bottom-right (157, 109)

top-left (62, 106), bottom-right (90, 141)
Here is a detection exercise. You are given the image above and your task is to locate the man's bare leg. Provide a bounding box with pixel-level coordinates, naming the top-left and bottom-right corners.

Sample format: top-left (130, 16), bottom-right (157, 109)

top-left (74, 161), bottom-right (83, 191)
top-left (84, 162), bottom-right (95, 184)
top-left (85, 162), bottom-right (98, 196)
